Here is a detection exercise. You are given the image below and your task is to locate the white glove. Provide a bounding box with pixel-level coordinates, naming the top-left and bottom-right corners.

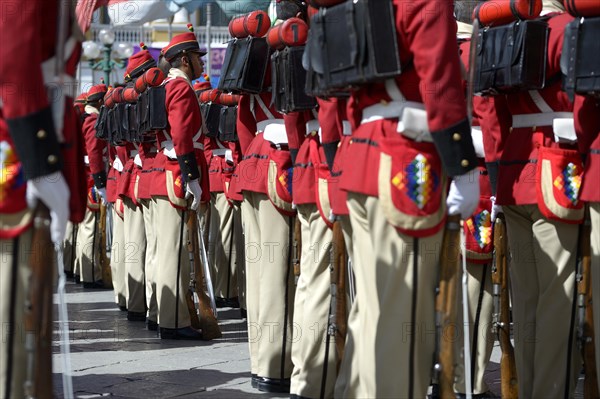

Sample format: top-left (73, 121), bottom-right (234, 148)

top-left (446, 168), bottom-right (480, 220)
top-left (490, 195), bottom-right (503, 222)
top-left (26, 171), bottom-right (70, 245)
top-left (185, 179), bottom-right (202, 211)
top-left (96, 186), bottom-right (107, 205)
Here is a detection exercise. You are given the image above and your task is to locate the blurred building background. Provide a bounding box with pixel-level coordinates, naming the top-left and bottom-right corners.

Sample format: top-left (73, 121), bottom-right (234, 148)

top-left (78, 0), bottom-right (275, 91)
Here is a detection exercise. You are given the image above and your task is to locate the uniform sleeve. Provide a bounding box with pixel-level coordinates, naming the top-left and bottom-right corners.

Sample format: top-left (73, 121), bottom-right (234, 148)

top-left (574, 94), bottom-right (600, 156)
top-left (0, 0), bottom-right (63, 180)
top-left (165, 79), bottom-right (201, 181)
top-left (284, 111), bottom-right (306, 165)
top-left (318, 97), bottom-right (343, 171)
top-left (236, 94), bottom-right (257, 155)
top-left (82, 114), bottom-right (107, 188)
top-left (399, 0), bottom-right (476, 176)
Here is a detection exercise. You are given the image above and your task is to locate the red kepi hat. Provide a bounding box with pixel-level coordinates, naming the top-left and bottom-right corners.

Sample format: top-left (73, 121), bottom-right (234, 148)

top-left (161, 24), bottom-right (206, 61)
top-left (124, 42), bottom-right (157, 82)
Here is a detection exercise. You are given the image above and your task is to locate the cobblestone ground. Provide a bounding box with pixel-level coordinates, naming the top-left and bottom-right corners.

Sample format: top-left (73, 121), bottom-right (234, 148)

top-left (51, 281), bottom-right (585, 398)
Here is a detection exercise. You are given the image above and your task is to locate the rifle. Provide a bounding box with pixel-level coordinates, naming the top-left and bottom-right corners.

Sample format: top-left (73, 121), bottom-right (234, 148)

top-left (576, 213), bottom-right (599, 399)
top-left (186, 210), bottom-right (222, 340)
top-left (98, 203), bottom-right (113, 289)
top-left (293, 216), bottom-right (302, 284)
top-left (331, 220), bottom-right (347, 371)
top-left (432, 214), bottom-right (461, 399)
top-left (491, 214), bottom-right (518, 399)
top-left (23, 203), bottom-right (54, 399)
top-left (185, 228), bottom-right (202, 331)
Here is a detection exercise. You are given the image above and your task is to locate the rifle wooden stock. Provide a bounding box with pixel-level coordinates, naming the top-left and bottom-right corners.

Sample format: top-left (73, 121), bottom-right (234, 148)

top-left (184, 232), bottom-right (202, 331)
top-left (98, 203), bottom-right (113, 289)
top-left (23, 203), bottom-right (54, 399)
top-left (331, 220), bottom-right (347, 372)
top-left (577, 216), bottom-right (599, 399)
top-left (186, 211), bottom-right (222, 340)
top-left (435, 214), bottom-right (461, 399)
top-left (491, 214), bottom-right (518, 399)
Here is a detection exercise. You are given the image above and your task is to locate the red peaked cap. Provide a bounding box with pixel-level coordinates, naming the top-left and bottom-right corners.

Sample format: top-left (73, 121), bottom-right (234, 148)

top-left (193, 74), bottom-right (212, 93)
top-left (125, 43), bottom-right (157, 81)
top-left (161, 24), bottom-right (206, 61)
top-left (87, 83), bottom-right (108, 102)
top-left (74, 92), bottom-right (88, 104)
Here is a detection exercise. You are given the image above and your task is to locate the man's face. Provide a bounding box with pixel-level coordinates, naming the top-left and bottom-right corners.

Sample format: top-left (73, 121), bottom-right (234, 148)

top-left (189, 51), bottom-right (205, 80)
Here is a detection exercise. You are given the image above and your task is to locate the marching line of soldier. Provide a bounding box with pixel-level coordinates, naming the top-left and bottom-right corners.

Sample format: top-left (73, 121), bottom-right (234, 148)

top-left (2, 0), bottom-right (600, 398)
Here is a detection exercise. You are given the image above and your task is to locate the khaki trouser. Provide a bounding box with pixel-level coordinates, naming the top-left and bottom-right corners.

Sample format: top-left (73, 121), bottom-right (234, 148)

top-left (0, 230), bottom-right (33, 399)
top-left (63, 222), bottom-right (77, 274)
top-left (454, 261), bottom-right (494, 395)
top-left (209, 193), bottom-right (238, 299)
top-left (123, 197), bottom-right (146, 314)
top-left (590, 203), bottom-right (600, 395)
top-left (111, 206), bottom-right (127, 307)
top-left (337, 193), bottom-right (441, 399)
top-left (76, 208), bottom-right (102, 283)
top-left (141, 199), bottom-right (158, 323)
top-left (242, 191), bottom-right (295, 379)
top-left (152, 196), bottom-right (192, 329)
top-left (290, 204), bottom-right (336, 398)
top-left (504, 204), bottom-right (581, 399)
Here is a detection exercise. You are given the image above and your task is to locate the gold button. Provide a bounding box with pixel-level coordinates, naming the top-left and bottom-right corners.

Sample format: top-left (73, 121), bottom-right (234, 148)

top-left (461, 159), bottom-right (469, 168)
top-left (37, 129), bottom-right (47, 139)
top-left (311, 130), bottom-right (317, 136)
top-left (184, 159), bottom-right (189, 164)
top-left (452, 133), bottom-right (461, 141)
top-left (381, 99), bottom-right (388, 106)
top-left (47, 154), bottom-right (58, 164)
top-left (188, 173), bottom-right (193, 178)
top-left (509, 127), bottom-right (513, 133)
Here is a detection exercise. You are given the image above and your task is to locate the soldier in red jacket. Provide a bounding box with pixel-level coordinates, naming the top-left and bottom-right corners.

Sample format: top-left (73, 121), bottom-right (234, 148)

top-left (0, 0), bottom-right (84, 396)
top-left (335, 0), bottom-right (479, 397)
top-left (151, 26), bottom-right (208, 340)
top-left (574, 93), bottom-right (600, 394)
top-left (76, 83), bottom-right (108, 288)
top-left (479, 3), bottom-right (582, 397)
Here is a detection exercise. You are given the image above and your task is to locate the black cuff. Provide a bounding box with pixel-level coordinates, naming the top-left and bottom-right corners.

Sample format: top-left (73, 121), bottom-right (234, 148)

top-left (177, 152), bottom-right (200, 182)
top-left (6, 106), bottom-right (63, 180)
top-left (290, 148), bottom-right (299, 166)
top-left (485, 161), bottom-right (499, 196)
top-left (92, 171), bottom-right (107, 189)
top-left (322, 141), bottom-right (339, 172)
top-left (431, 118), bottom-right (477, 177)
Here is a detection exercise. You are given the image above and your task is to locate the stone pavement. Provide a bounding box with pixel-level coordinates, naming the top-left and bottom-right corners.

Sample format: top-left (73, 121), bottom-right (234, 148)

top-left (52, 281), bottom-right (585, 398)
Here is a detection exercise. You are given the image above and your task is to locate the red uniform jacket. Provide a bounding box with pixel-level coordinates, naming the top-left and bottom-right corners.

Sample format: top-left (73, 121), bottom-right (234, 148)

top-left (574, 95), bottom-right (600, 202)
top-left (229, 92), bottom-right (285, 198)
top-left (151, 75), bottom-right (210, 208)
top-left (0, 0), bottom-right (85, 238)
top-left (479, 13), bottom-right (579, 207)
top-left (339, 0), bottom-right (477, 237)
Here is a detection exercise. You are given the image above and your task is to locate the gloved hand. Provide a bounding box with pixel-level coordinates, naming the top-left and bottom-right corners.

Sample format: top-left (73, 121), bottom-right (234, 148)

top-left (185, 178), bottom-right (202, 211)
top-left (96, 186), bottom-right (107, 205)
top-left (446, 168), bottom-right (480, 219)
top-left (490, 195), bottom-right (503, 222)
top-left (26, 171), bottom-right (70, 244)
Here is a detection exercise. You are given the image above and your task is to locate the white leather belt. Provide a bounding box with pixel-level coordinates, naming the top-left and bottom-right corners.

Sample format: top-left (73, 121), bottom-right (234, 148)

top-left (134, 154), bottom-right (143, 168)
top-left (160, 140), bottom-right (204, 159)
top-left (342, 121), bottom-right (352, 136)
top-left (471, 126), bottom-right (485, 158)
top-left (263, 121), bottom-right (288, 145)
top-left (212, 148), bottom-right (230, 157)
top-left (257, 118), bottom-right (284, 133)
top-left (113, 155), bottom-right (124, 172)
top-left (553, 118), bottom-right (577, 143)
top-left (361, 101), bottom-right (432, 143)
top-left (512, 112), bottom-right (573, 128)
